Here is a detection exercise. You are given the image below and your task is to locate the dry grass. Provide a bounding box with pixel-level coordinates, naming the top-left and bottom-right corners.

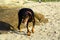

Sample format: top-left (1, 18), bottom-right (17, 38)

top-left (35, 13), bottom-right (48, 23)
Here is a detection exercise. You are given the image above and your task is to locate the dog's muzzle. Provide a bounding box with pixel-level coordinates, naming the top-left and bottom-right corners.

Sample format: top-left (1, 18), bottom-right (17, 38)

top-left (22, 18), bottom-right (29, 26)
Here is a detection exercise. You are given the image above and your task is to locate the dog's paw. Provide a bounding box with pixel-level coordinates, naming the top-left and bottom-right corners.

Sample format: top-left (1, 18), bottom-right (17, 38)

top-left (27, 31), bottom-right (31, 36)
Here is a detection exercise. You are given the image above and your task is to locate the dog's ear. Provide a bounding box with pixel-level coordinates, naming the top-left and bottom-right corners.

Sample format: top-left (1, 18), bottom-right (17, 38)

top-left (25, 11), bottom-right (32, 15)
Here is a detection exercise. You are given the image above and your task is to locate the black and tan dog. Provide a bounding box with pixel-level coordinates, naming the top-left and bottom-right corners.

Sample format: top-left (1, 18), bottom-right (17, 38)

top-left (18, 8), bottom-right (35, 36)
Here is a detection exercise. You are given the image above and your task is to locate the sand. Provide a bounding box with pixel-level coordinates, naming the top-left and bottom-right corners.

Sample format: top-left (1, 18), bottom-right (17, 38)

top-left (0, 2), bottom-right (60, 40)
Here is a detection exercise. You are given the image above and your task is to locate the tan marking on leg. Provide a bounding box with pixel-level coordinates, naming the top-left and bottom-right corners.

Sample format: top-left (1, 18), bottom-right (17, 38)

top-left (32, 27), bottom-right (34, 33)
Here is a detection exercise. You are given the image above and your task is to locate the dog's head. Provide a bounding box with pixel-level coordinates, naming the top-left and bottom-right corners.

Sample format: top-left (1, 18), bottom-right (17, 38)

top-left (22, 16), bottom-right (29, 26)
top-left (22, 11), bottom-right (32, 26)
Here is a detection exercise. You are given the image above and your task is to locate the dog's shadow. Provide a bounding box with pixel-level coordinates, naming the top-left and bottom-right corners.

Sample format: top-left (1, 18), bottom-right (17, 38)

top-left (13, 31), bottom-right (27, 35)
top-left (0, 21), bottom-right (13, 31)
top-left (0, 21), bottom-right (26, 35)
top-left (0, 21), bottom-right (13, 34)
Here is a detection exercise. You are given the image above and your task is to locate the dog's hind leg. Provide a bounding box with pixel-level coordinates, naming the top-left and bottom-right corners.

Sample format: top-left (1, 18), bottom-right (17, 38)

top-left (32, 19), bottom-right (35, 33)
top-left (17, 17), bottom-right (22, 32)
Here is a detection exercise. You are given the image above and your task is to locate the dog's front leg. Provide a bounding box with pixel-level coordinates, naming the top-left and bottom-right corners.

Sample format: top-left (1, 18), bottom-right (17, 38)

top-left (26, 22), bottom-right (31, 36)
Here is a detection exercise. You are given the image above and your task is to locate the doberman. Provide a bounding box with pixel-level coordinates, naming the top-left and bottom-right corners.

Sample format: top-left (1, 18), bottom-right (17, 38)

top-left (18, 8), bottom-right (35, 36)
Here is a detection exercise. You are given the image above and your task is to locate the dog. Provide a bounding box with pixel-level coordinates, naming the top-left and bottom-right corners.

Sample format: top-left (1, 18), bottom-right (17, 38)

top-left (18, 8), bottom-right (35, 36)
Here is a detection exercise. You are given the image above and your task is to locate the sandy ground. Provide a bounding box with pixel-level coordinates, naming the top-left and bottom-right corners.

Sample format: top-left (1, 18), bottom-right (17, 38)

top-left (0, 2), bottom-right (60, 40)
